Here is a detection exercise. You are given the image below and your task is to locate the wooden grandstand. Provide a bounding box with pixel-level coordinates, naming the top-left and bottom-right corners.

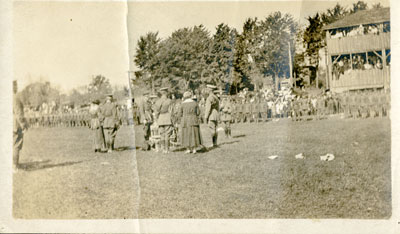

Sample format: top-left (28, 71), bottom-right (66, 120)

top-left (322, 7), bottom-right (390, 92)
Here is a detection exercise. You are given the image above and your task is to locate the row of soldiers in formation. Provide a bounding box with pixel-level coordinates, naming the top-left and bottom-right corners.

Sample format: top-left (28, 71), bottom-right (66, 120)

top-left (22, 89), bottom-right (391, 129)
top-left (132, 89), bottom-right (391, 126)
top-left (23, 106), bottom-right (131, 128)
top-left (291, 89), bottom-right (391, 121)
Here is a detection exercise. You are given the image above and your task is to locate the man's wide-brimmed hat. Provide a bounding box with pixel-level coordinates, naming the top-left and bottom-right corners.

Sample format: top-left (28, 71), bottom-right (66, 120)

top-left (183, 91), bottom-right (192, 99)
top-left (213, 89), bottom-right (222, 94)
top-left (206, 84), bottom-right (217, 90)
top-left (149, 94), bottom-right (158, 98)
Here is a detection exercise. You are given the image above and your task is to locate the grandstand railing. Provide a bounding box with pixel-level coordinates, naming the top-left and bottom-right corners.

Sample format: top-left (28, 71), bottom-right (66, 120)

top-left (330, 66), bottom-right (390, 91)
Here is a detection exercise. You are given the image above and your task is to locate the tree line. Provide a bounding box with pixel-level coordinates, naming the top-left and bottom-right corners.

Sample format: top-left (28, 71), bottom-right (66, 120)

top-left (19, 75), bottom-right (129, 110)
top-left (17, 1), bottom-right (384, 110)
top-left (133, 1), bottom-right (384, 94)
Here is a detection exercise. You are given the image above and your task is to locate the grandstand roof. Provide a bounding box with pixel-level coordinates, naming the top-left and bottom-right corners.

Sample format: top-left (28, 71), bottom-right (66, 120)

top-left (323, 7), bottom-right (390, 30)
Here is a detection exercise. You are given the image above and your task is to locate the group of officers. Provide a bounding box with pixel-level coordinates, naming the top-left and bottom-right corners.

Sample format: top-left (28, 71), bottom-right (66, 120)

top-left (134, 85), bottom-right (228, 153)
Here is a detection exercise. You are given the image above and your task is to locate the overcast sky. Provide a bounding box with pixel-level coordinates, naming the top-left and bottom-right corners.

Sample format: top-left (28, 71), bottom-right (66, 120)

top-left (14, 0), bottom-right (389, 93)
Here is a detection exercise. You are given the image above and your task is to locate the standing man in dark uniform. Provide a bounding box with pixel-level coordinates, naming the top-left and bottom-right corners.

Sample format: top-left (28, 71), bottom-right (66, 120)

top-left (101, 94), bottom-right (118, 153)
top-left (13, 80), bottom-right (28, 171)
top-left (154, 87), bottom-right (173, 154)
top-left (204, 85), bottom-right (220, 148)
top-left (137, 92), bottom-right (153, 151)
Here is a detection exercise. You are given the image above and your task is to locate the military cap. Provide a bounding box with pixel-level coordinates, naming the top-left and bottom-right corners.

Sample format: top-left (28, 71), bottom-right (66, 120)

top-left (159, 87), bottom-right (169, 92)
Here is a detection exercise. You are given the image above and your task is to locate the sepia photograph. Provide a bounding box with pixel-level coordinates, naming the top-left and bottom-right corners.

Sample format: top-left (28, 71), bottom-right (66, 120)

top-left (128, 0), bottom-right (391, 219)
top-left (7, 0), bottom-right (395, 228)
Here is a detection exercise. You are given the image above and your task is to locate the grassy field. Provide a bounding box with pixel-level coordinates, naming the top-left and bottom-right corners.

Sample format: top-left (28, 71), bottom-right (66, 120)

top-left (13, 117), bottom-right (391, 219)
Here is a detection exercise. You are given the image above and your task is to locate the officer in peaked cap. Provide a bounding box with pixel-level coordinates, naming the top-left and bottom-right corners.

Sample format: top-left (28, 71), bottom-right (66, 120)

top-left (204, 84), bottom-right (220, 148)
top-left (153, 87), bottom-right (173, 153)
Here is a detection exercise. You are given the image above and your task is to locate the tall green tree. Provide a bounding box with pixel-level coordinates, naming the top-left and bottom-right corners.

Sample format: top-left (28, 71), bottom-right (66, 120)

top-left (349, 1), bottom-right (368, 14)
top-left (255, 12), bottom-right (297, 86)
top-left (20, 81), bottom-right (60, 109)
top-left (208, 24), bottom-right (237, 91)
top-left (234, 18), bottom-right (259, 90)
top-left (88, 75), bottom-right (112, 101)
top-left (157, 25), bottom-right (211, 92)
top-left (303, 3), bottom-right (348, 73)
top-left (134, 32), bottom-right (161, 92)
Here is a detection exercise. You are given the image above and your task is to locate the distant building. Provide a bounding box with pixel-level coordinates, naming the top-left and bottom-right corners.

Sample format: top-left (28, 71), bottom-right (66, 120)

top-left (322, 7), bottom-right (390, 92)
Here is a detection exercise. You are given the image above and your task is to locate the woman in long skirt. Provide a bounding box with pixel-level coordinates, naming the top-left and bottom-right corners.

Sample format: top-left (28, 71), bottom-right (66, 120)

top-left (89, 100), bottom-right (105, 152)
top-left (179, 91), bottom-right (202, 154)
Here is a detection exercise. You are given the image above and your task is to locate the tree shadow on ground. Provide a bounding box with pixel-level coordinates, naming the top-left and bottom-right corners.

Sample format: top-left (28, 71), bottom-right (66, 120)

top-left (19, 160), bottom-right (83, 171)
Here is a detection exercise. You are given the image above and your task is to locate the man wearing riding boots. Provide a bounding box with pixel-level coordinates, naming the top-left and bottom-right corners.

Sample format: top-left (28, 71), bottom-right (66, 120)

top-left (101, 94), bottom-right (118, 153)
top-left (204, 84), bottom-right (220, 148)
top-left (137, 91), bottom-right (153, 151)
top-left (220, 94), bottom-right (233, 138)
top-left (153, 87), bottom-right (173, 154)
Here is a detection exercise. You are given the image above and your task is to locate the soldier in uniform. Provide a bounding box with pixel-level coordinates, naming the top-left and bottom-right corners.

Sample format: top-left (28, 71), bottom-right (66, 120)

top-left (292, 96), bottom-right (300, 121)
top-left (231, 97), bottom-right (237, 124)
top-left (204, 84), bottom-right (220, 148)
top-left (236, 98), bottom-right (244, 123)
top-left (220, 94), bottom-right (233, 138)
top-left (198, 96), bottom-right (206, 124)
top-left (370, 90), bottom-right (379, 118)
top-left (154, 87), bottom-right (174, 154)
top-left (100, 94), bottom-right (118, 153)
top-left (261, 99), bottom-right (269, 122)
top-left (244, 99), bottom-right (252, 122)
top-left (360, 91), bottom-right (370, 118)
top-left (384, 89), bottom-right (390, 117)
top-left (251, 98), bottom-right (259, 123)
top-left (132, 100), bottom-right (140, 125)
top-left (353, 91), bottom-right (361, 119)
top-left (137, 92), bottom-right (153, 151)
top-left (343, 92), bottom-right (350, 118)
top-left (300, 96), bottom-right (309, 121)
top-left (13, 80), bottom-right (28, 171)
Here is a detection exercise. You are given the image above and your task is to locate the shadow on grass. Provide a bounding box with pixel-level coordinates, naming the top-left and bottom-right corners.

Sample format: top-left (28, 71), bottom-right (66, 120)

top-left (114, 146), bottom-right (136, 152)
top-left (171, 146), bottom-right (209, 154)
top-left (19, 160), bottom-right (83, 171)
top-left (232, 134), bottom-right (246, 138)
top-left (219, 140), bottom-right (240, 146)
